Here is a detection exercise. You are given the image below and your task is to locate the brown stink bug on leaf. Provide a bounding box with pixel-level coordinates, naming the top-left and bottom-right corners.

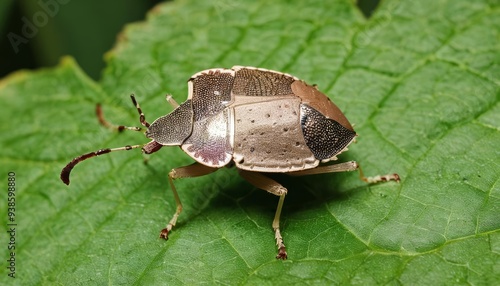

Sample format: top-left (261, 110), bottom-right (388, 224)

top-left (60, 66), bottom-right (399, 259)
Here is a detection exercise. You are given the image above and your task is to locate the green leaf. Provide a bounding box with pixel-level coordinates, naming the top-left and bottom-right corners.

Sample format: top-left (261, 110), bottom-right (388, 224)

top-left (1, 0), bottom-right (499, 284)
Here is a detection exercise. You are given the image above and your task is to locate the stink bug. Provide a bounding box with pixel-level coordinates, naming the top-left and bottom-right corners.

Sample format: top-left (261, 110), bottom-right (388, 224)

top-left (61, 66), bottom-right (399, 259)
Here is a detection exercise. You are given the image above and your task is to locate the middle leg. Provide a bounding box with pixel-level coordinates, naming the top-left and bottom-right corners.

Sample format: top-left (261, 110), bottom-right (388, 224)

top-left (238, 170), bottom-right (288, 260)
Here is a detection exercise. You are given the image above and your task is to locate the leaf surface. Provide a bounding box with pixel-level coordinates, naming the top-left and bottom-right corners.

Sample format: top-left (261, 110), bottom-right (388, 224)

top-left (0, 0), bottom-right (498, 284)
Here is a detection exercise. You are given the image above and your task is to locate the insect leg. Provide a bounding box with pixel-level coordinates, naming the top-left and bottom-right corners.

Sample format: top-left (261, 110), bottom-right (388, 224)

top-left (357, 164), bottom-right (400, 183)
top-left (159, 162), bottom-right (218, 240)
top-left (165, 94), bottom-right (180, 108)
top-left (238, 170), bottom-right (288, 260)
top-left (289, 161), bottom-right (400, 183)
top-left (96, 103), bottom-right (143, 132)
top-left (129, 94), bottom-right (150, 128)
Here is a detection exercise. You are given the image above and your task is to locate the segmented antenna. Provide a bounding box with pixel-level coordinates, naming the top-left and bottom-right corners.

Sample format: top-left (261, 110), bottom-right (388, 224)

top-left (60, 145), bottom-right (143, 185)
top-left (61, 95), bottom-right (152, 185)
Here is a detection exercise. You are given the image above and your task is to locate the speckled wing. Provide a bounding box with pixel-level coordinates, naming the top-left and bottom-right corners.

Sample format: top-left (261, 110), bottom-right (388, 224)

top-left (231, 96), bottom-right (319, 172)
top-left (230, 67), bottom-right (318, 172)
top-left (299, 104), bottom-right (356, 161)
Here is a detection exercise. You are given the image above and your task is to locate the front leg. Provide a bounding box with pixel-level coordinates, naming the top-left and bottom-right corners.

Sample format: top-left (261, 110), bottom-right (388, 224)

top-left (159, 162), bottom-right (218, 239)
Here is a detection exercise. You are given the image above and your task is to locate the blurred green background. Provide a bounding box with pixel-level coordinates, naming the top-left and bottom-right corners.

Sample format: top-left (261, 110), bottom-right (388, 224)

top-left (0, 0), bottom-right (378, 80)
top-left (0, 0), bottom-right (163, 79)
